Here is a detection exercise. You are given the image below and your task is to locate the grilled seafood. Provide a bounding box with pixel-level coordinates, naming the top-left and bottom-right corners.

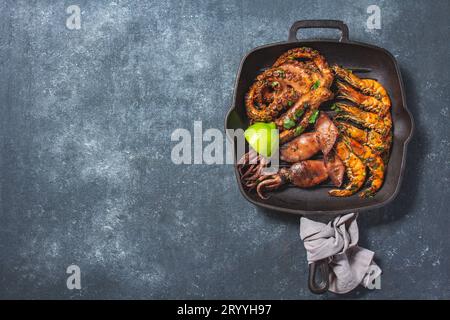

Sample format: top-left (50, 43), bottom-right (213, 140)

top-left (333, 65), bottom-right (393, 166)
top-left (239, 156), bottom-right (344, 199)
top-left (332, 65), bottom-right (391, 112)
top-left (273, 47), bottom-right (334, 88)
top-left (278, 88), bottom-right (333, 144)
top-left (314, 112), bottom-right (339, 155)
top-left (336, 121), bottom-right (391, 160)
top-left (275, 87), bottom-right (332, 129)
top-left (246, 47), bottom-right (333, 126)
top-left (238, 159), bottom-right (330, 199)
top-left (280, 112), bottom-right (338, 162)
top-left (329, 139), bottom-right (366, 197)
top-left (336, 81), bottom-right (389, 115)
top-left (280, 132), bottom-right (321, 162)
top-left (342, 136), bottom-right (385, 197)
top-left (280, 112), bottom-right (339, 162)
top-left (255, 160), bottom-right (329, 199)
top-left (324, 151), bottom-right (345, 187)
top-left (240, 49), bottom-right (393, 199)
top-left (237, 149), bottom-right (271, 189)
top-left (245, 71), bottom-right (300, 122)
top-left (334, 102), bottom-right (391, 136)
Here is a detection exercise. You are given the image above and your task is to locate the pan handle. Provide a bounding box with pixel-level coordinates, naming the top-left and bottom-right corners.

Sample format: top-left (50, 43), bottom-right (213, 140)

top-left (308, 259), bottom-right (330, 294)
top-left (288, 20), bottom-right (349, 42)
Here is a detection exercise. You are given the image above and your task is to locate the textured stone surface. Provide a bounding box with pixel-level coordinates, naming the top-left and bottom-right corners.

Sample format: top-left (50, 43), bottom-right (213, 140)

top-left (0, 0), bottom-right (449, 299)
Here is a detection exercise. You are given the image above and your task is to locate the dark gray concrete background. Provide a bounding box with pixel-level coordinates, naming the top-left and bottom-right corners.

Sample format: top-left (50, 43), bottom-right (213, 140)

top-left (0, 0), bottom-right (449, 299)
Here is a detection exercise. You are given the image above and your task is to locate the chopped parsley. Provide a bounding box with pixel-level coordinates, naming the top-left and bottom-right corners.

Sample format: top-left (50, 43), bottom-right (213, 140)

top-left (275, 70), bottom-right (285, 77)
top-left (271, 81), bottom-right (279, 88)
top-left (330, 103), bottom-right (341, 112)
top-left (294, 108), bottom-right (304, 119)
top-left (283, 118), bottom-right (296, 129)
top-left (287, 100), bottom-right (293, 107)
top-left (294, 126), bottom-right (304, 136)
top-left (308, 110), bottom-right (320, 124)
top-left (311, 80), bottom-right (320, 90)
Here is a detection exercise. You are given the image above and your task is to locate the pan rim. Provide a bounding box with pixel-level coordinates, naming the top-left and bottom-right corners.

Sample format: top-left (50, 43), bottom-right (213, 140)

top-left (225, 38), bottom-right (414, 216)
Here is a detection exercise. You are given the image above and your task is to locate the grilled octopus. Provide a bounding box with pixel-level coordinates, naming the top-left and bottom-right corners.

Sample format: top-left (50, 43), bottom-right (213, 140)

top-left (245, 47), bottom-right (334, 141)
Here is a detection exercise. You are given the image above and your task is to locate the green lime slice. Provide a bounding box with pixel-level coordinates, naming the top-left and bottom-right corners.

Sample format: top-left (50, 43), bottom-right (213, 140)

top-left (244, 122), bottom-right (279, 157)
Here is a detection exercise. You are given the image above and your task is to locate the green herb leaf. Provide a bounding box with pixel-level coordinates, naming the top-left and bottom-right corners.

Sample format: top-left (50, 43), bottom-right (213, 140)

top-left (287, 100), bottom-right (293, 107)
top-left (295, 126), bottom-right (304, 136)
top-left (294, 109), bottom-right (304, 119)
top-left (271, 81), bottom-right (279, 88)
top-left (283, 118), bottom-right (296, 129)
top-left (308, 110), bottom-right (320, 124)
top-left (330, 103), bottom-right (341, 113)
top-left (275, 70), bottom-right (285, 77)
top-left (311, 80), bottom-right (320, 90)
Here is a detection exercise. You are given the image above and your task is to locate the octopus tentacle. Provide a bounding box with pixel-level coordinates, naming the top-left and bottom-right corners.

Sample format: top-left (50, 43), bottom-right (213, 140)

top-left (278, 88), bottom-right (333, 143)
top-left (273, 47), bottom-right (333, 87)
top-left (245, 47), bottom-right (334, 126)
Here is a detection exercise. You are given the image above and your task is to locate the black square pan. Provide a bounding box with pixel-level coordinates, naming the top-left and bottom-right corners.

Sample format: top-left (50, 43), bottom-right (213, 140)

top-left (225, 20), bottom-right (414, 216)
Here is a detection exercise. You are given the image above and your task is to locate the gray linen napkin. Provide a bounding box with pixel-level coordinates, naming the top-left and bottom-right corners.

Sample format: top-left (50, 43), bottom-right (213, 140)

top-left (299, 213), bottom-right (381, 294)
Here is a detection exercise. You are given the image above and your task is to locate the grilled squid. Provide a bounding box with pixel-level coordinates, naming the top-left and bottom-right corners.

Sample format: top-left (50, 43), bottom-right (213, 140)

top-left (255, 160), bottom-right (329, 199)
top-left (280, 112), bottom-right (339, 162)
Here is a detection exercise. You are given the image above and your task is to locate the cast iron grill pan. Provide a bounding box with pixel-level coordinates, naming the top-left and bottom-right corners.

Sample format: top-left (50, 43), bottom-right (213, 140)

top-left (225, 20), bottom-right (414, 216)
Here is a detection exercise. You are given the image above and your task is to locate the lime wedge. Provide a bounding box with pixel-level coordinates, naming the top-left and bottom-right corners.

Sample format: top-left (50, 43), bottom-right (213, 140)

top-left (244, 122), bottom-right (279, 157)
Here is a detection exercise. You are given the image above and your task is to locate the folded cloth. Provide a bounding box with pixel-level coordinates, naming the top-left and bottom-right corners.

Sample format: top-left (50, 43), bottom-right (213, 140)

top-left (299, 213), bottom-right (381, 294)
